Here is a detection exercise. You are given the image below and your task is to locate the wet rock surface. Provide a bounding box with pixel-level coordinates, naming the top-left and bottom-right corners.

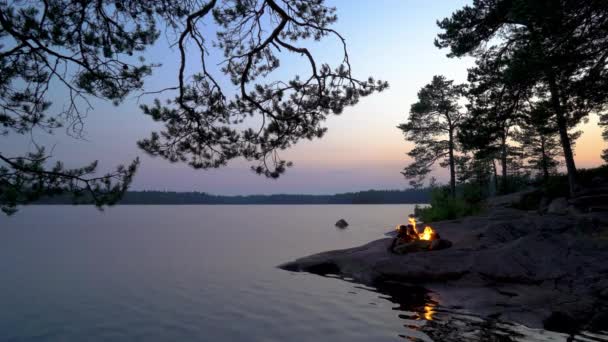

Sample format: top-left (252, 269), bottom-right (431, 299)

top-left (279, 206), bottom-right (608, 333)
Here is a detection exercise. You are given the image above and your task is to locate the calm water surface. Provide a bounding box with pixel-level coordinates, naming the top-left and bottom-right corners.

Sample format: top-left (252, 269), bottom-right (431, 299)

top-left (0, 205), bottom-right (604, 341)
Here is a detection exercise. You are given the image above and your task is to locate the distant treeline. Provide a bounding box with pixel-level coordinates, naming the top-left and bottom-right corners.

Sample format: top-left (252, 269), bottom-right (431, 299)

top-left (35, 189), bottom-right (430, 205)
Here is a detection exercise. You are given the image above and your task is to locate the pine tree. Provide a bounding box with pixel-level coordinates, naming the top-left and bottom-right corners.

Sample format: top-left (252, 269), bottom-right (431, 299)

top-left (436, 0), bottom-right (608, 195)
top-left (601, 115), bottom-right (608, 164)
top-left (513, 103), bottom-right (562, 182)
top-left (399, 76), bottom-right (466, 197)
top-left (459, 49), bottom-right (533, 193)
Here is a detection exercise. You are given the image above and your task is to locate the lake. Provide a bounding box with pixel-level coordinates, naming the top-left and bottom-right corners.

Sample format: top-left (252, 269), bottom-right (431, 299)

top-left (0, 205), bottom-right (601, 341)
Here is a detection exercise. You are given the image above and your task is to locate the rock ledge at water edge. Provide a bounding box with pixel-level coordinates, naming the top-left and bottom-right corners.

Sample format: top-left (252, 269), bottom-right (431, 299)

top-left (279, 206), bottom-right (608, 333)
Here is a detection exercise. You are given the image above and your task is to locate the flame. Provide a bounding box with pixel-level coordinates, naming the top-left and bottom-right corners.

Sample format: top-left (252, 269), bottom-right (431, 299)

top-left (398, 216), bottom-right (437, 242)
top-left (419, 226), bottom-right (435, 241)
top-left (408, 216), bottom-right (418, 234)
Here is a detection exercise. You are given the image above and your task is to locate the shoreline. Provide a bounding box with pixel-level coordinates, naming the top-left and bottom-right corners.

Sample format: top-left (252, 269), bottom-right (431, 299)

top-left (25, 203), bottom-right (427, 206)
top-left (279, 205), bottom-right (608, 334)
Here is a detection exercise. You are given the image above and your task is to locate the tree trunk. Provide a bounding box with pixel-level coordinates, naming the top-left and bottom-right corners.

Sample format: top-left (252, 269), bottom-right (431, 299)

top-left (540, 135), bottom-right (550, 183)
top-left (500, 133), bottom-right (508, 194)
top-left (547, 72), bottom-right (578, 196)
top-left (492, 159), bottom-right (499, 194)
top-left (448, 128), bottom-right (456, 198)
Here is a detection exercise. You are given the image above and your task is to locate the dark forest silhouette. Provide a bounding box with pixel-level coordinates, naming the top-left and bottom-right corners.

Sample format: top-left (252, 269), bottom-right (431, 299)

top-left (35, 189), bottom-right (430, 205)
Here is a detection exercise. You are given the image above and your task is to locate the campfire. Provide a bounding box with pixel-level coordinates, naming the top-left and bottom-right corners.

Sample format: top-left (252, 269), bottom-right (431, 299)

top-left (407, 216), bottom-right (438, 241)
top-left (391, 215), bottom-right (449, 254)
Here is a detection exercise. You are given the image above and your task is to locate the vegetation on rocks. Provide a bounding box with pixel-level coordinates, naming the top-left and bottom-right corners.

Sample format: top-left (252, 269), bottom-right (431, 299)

top-left (415, 185), bottom-right (483, 223)
top-left (414, 164), bottom-right (608, 223)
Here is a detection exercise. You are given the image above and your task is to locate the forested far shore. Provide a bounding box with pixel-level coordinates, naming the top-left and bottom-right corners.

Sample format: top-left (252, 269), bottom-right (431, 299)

top-left (32, 189), bottom-right (430, 205)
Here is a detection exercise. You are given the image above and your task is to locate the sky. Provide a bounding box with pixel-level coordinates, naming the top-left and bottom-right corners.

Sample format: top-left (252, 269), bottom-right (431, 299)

top-left (5, 0), bottom-right (607, 195)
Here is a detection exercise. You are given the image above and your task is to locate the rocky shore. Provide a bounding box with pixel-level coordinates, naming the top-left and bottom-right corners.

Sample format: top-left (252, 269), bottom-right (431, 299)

top-left (279, 196), bottom-right (608, 333)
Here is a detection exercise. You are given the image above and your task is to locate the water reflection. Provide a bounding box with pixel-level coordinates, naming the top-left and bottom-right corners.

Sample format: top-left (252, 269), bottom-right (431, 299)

top-left (422, 303), bottom-right (436, 321)
top-left (412, 310), bottom-right (608, 342)
top-left (349, 279), bottom-right (608, 342)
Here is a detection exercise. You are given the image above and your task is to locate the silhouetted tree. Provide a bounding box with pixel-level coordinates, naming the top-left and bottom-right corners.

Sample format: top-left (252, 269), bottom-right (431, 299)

top-left (399, 76), bottom-right (466, 197)
top-left (436, 0), bottom-right (608, 196)
top-left (601, 115), bottom-right (608, 164)
top-left (455, 153), bottom-right (493, 190)
top-left (137, 0), bottom-right (387, 178)
top-left (0, 0), bottom-right (386, 214)
top-left (459, 50), bottom-right (532, 193)
top-left (513, 103), bottom-right (562, 182)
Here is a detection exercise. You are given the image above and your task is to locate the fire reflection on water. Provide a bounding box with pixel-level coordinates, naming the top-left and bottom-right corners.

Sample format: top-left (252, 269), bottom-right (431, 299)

top-left (421, 302), bottom-right (436, 321)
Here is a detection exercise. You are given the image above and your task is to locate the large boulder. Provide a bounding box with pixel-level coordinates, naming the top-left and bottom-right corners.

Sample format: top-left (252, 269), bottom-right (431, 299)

top-left (485, 188), bottom-right (538, 209)
top-left (547, 197), bottom-right (568, 215)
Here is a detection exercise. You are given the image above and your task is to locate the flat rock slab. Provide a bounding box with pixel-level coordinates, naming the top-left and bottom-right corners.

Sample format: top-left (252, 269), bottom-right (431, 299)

top-left (278, 208), bottom-right (608, 333)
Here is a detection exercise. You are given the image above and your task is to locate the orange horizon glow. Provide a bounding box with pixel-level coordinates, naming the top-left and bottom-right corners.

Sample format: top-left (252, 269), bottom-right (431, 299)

top-left (284, 112), bottom-right (606, 171)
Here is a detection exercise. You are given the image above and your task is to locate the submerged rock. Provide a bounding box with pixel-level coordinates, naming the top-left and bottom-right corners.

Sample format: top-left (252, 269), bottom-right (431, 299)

top-left (335, 219), bottom-right (348, 228)
top-left (279, 207), bottom-right (608, 333)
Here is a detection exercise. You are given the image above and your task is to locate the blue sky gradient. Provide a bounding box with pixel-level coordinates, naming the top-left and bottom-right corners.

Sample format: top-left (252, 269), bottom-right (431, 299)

top-left (5, 0), bottom-right (606, 194)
